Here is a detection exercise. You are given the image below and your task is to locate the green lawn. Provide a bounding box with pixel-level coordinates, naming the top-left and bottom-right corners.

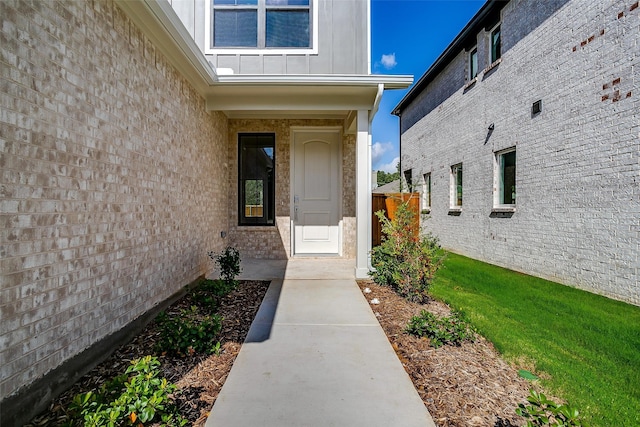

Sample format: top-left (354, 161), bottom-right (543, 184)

top-left (430, 252), bottom-right (640, 427)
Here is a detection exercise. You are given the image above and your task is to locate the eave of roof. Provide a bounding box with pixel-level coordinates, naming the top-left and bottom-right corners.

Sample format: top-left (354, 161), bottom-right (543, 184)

top-left (392, 0), bottom-right (508, 116)
top-left (116, 0), bottom-right (413, 118)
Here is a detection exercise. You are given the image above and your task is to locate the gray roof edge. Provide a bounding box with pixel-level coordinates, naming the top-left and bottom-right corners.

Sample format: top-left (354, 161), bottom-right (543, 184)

top-left (392, 0), bottom-right (509, 116)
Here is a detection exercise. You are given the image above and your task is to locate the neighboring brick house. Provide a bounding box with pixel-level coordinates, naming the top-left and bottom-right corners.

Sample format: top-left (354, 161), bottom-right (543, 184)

top-left (0, 0), bottom-right (411, 424)
top-left (393, 0), bottom-right (639, 305)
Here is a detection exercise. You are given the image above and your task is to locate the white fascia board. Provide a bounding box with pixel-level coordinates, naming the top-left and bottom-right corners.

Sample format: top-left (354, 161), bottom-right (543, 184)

top-left (215, 74), bottom-right (413, 89)
top-left (116, 0), bottom-right (218, 89)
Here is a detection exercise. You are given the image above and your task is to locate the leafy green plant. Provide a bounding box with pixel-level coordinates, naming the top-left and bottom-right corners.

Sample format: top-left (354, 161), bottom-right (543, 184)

top-left (155, 306), bottom-right (222, 356)
top-left (370, 201), bottom-right (443, 303)
top-left (208, 246), bottom-right (241, 287)
top-left (199, 278), bottom-right (236, 298)
top-left (405, 309), bottom-right (476, 348)
top-left (69, 356), bottom-right (186, 426)
top-left (516, 390), bottom-right (585, 426)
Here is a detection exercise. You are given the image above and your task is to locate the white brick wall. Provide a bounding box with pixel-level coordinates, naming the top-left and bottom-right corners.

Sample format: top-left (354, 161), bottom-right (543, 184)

top-left (400, 0), bottom-right (639, 304)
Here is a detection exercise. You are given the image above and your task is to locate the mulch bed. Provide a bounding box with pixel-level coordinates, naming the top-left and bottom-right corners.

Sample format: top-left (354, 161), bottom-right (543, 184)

top-left (28, 278), bottom-right (534, 427)
top-left (357, 280), bottom-right (532, 427)
top-left (26, 280), bottom-right (270, 427)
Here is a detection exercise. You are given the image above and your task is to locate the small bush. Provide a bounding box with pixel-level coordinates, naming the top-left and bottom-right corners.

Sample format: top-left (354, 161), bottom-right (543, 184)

top-left (370, 201), bottom-right (443, 303)
top-left (208, 246), bottom-right (241, 287)
top-left (516, 390), bottom-right (586, 426)
top-left (69, 356), bottom-right (186, 426)
top-left (155, 306), bottom-right (222, 356)
top-left (405, 309), bottom-right (476, 348)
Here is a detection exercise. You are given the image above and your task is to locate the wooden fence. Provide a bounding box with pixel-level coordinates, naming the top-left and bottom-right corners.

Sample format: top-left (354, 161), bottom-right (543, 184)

top-left (372, 192), bottom-right (420, 247)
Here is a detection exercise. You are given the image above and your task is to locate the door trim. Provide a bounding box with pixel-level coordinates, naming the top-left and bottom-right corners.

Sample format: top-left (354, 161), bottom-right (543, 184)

top-left (290, 126), bottom-right (343, 257)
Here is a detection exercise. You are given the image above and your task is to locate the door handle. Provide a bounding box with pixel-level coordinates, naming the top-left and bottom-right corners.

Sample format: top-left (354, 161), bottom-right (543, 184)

top-left (294, 206), bottom-right (298, 221)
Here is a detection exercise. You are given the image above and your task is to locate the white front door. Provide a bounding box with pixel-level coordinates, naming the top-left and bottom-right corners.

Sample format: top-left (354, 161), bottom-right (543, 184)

top-left (292, 129), bottom-right (342, 255)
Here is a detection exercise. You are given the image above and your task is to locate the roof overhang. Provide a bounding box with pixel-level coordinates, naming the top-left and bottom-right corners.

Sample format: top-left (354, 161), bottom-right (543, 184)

top-left (116, 0), bottom-right (412, 120)
top-left (392, 0), bottom-right (507, 116)
top-left (208, 74), bottom-right (413, 119)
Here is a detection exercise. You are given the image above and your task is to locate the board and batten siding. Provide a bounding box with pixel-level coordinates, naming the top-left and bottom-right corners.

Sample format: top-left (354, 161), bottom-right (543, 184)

top-left (169, 0), bottom-right (369, 75)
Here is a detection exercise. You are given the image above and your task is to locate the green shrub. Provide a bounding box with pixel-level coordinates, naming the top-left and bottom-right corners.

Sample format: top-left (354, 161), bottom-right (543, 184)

top-left (69, 356), bottom-right (186, 426)
top-left (198, 278), bottom-right (236, 299)
top-left (370, 201), bottom-right (443, 303)
top-left (208, 246), bottom-right (241, 287)
top-left (189, 279), bottom-right (233, 312)
top-left (155, 306), bottom-right (222, 356)
top-left (516, 390), bottom-right (586, 426)
top-left (405, 309), bottom-right (476, 348)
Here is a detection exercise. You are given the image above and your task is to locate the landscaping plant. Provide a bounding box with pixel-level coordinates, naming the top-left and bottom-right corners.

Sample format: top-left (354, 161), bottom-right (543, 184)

top-left (516, 390), bottom-right (585, 427)
top-left (155, 306), bottom-right (222, 356)
top-left (370, 201), bottom-right (443, 303)
top-left (405, 309), bottom-right (476, 348)
top-left (208, 246), bottom-right (242, 288)
top-left (69, 356), bottom-right (186, 426)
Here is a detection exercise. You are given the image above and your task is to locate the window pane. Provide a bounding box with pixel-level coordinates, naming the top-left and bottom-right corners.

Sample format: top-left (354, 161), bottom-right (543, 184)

top-left (214, 10), bottom-right (257, 47)
top-left (491, 26), bottom-right (501, 62)
top-left (501, 151), bottom-right (516, 204)
top-left (452, 164), bottom-right (462, 207)
top-left (266, 11), bottom-right (310, 47)
top-left (470, 49), bottom-right (478, 79)
top-left (239, 135), bottom-right (275, 225)
top-left (403, 169), bottom-right (413, 192)
top-left (422, 173), bottom-right (431, 209)
top-left (244, 180), bottom-right (264, 217)
top-left (267, 0), bottom-right (309, 4)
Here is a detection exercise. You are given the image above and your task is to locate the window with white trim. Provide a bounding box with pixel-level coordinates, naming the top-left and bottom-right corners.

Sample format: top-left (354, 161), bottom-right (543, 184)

top-left (469, 47), bottom-right (478, 80)
top-left (494, 148), bottom-right (516, 207)
top-left (490, 24), bottom-right (501, 63)
top-left (422, 172), bottom-right (431, 211)
top-left (211, 0), bottom-right (312, 49)
top-left (450, 163), bottom-right (463, 208)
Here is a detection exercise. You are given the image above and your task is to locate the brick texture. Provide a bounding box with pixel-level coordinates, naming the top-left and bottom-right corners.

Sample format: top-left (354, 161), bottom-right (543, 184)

top-left (0, 0), bottom-right (229, 400)
top-left (400, 0), bottom-right (639, 304)
top-left (226, 119), bottom-right (356, 259)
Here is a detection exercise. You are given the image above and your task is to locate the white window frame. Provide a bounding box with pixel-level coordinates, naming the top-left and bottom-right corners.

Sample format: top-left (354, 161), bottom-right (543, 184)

top-left (450, 163), bottom-right (463, 209)
top-left (422, 172), bottom-right (431, 212)
top-left (493, 147), bottom-right (516, 210)
top-left (205, 0), bottom-right (319, 55)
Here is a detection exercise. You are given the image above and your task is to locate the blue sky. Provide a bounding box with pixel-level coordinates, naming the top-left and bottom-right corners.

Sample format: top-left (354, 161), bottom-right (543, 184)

top-left (371, 0), bottom-right (485, 173)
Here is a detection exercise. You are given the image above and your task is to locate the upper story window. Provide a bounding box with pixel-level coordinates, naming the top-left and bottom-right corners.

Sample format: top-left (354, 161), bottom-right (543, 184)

top-left (469, 47), bottom-right (478, 80)
top-left (209, 0), bottom-right (315, 52)
top-left (490, 25), bottom-right (501, 63)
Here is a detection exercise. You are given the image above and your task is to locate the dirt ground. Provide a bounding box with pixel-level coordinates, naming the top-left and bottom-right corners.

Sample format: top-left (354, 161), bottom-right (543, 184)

top-left (27, 278), bottom-right (532, 426)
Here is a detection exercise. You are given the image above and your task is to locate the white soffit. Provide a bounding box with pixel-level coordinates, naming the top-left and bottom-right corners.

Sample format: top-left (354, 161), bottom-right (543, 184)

top-left (206, 75), bottom-right (412, 116)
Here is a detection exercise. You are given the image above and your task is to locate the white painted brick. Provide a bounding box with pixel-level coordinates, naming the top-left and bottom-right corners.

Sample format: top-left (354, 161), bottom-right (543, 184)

top-left (400, 0), bottom-right (639, 305)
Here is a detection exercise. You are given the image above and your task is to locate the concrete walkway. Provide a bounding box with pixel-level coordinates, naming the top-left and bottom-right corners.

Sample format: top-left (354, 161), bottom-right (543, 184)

top-left (205, 259), bottom-right (435, 427)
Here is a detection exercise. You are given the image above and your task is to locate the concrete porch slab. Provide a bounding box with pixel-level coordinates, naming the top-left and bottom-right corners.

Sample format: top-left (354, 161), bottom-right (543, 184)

top-left (228, 258), bottom-right (358, 281)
